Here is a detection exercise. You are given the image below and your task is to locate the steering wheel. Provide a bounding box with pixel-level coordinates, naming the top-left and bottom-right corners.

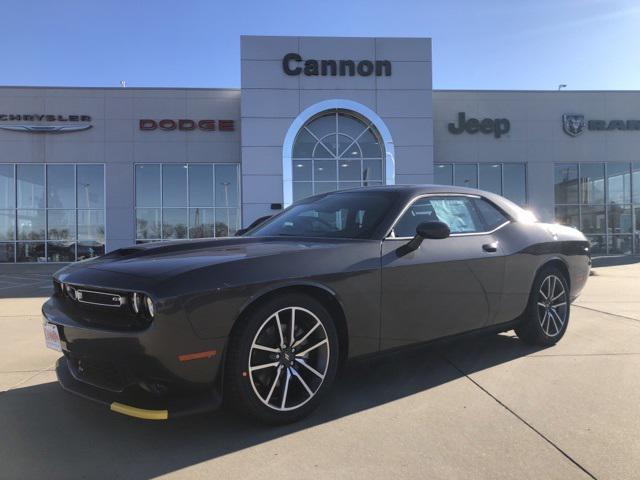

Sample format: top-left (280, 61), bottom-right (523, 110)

top-left (310, 216), bottom-right (335, 231)
top-left (289, 215), bottom-right (336, 233)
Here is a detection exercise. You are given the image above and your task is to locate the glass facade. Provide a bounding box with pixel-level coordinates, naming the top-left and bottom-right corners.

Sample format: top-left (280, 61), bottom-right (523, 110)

top-left (135, 163), bottom-right (241, 242)
top-left (434, 163), bottom-right (527, 206)
top-left (0, 164), bottom-right (105, 263)
top-left (291, 110), bottom-right (384, 202)
top-left (554, 162), bottom-right (640, 255)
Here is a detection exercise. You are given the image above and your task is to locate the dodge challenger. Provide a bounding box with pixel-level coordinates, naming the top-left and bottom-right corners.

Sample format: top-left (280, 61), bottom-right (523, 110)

top-left (42, 185), bottom-right (590, 423)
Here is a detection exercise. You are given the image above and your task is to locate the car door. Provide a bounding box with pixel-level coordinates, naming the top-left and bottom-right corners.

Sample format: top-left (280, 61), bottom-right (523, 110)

top-left (379, 194), bottom-right (506, 350)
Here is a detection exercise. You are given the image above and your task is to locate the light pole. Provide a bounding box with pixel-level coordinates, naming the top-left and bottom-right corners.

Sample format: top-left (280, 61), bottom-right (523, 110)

top-left (558, 84), bottom-right (567, 91)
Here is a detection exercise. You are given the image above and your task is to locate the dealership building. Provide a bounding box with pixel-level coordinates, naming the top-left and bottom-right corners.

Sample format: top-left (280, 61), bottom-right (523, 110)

top-left (1, 35), bottom-right (639, 267)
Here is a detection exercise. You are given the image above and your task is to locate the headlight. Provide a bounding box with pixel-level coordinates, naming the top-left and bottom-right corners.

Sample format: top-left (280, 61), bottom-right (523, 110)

top-left (145, 296), bottom-right (155, 318)
top-left (66, 284), bottom-right (78, 300)
top-left (132, 292), bottom-right (141, 314)
top-left (130, 292), bottom-right (154, 319)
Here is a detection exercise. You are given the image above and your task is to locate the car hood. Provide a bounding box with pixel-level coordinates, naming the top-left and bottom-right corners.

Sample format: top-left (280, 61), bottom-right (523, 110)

top-left (57, 237), bottom-right (364, 282)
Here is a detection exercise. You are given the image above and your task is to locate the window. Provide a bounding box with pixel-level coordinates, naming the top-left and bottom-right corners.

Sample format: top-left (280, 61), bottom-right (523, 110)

top-left (393, 196), bottom-right (487, 237)
top-left (554, 162), bottom-right (639, 255)
top-left (0, 164), bottom-right (105, 263)
top-left (581, 206), bottom-right (605, 234)
top-left (502, 164), bottom-right (527, 206)
top-left (454, 164), bottom-right (478, 189)
top-left (135, 163), bottom-right (241, 243)
top-left (17, 164), bottom-right (45, 209)
top-left (633, 162), bottom-right (640, 204)
top-left (434, 163), bottom-right (527, 206)
top-left (579, 163), bottom-right (605, 204)
top-left (291, 110), bottom-right (384, 202)
top-left (555, 205), bottom-right (580, 229)
top-left (249, 191), bottom-right (393, 239)
top-left (434, 164), bottom-right (452, 185)
top-left (473, 198), bottom-right (509, 230)
top-left (478, 164), bottom-right (501, 195)
top-left (607, 162), bottom-right (631, 205)
top-left (555, 164), bottom-right (579, 204)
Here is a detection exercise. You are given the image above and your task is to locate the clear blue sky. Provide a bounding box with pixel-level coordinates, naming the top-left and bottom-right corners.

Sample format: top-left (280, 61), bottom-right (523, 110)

top-left (2, 0), bottom-right (639, 90)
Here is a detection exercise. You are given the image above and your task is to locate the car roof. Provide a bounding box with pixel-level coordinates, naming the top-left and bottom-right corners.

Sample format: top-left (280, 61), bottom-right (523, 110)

top-left (333, 184), bottom-right (481, 195)
top-left (317, 184), bottom-right (528, 222)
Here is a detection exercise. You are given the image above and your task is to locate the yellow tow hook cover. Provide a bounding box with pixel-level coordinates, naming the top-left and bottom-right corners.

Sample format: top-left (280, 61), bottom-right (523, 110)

top-left (110, 402), bottom-right (168, 420)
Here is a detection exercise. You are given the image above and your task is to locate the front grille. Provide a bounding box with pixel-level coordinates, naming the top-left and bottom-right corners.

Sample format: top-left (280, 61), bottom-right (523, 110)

top-left (56, 283), bottom-right (151, 331)
top-left (65, 284), bottom-right (125, 308)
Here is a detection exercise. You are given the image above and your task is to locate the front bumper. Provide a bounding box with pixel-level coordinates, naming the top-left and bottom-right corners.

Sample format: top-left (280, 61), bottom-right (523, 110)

top-left (43, 296), bottom-right (227, 419)
top-left (56, 357), bottom-right (221, 419)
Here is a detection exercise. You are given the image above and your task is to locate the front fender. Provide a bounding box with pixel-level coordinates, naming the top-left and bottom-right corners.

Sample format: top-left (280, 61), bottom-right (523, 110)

top-left (176, 243), bottom-right (381, 355)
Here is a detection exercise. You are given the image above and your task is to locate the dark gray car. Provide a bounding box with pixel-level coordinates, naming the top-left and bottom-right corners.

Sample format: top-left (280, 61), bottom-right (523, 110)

top-left (43, 185), bottom-right (590, 424)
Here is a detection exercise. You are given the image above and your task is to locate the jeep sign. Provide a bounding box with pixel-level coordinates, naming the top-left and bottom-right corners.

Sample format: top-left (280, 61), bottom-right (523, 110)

top-left (448, 112), bottom-right (510, 138)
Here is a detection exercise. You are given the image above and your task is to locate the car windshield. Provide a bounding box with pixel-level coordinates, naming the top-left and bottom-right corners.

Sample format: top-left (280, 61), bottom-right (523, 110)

top-left (247, 191), bottom-right (395, 239)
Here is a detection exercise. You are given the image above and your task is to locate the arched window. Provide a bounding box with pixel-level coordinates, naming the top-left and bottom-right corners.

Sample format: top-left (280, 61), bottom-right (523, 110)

top-left (291, 109), bottom-right (385, 202)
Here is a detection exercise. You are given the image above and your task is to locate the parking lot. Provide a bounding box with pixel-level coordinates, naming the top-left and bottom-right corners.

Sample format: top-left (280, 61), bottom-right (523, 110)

top-left (0, 273), bottom-right (53, 298)
top-left (0, 259), bottom-right (638, 480)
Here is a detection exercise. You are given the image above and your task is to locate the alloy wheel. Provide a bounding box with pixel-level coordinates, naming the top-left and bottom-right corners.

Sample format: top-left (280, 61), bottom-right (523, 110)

top-left (536, 275), bottom-right (567, 337)
top-left (248, 307), bottom-right (330, 411)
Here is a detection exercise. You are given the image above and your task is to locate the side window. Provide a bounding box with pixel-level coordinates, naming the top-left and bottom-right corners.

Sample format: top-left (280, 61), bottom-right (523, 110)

top-left (473, 198), bottom-right (510, 230)
top-left (393, 198), bottom-right (441, 237)
top-left (428, 197), bottom-right (483, 234)
top-left (393, 196), bottom-right (484, 237)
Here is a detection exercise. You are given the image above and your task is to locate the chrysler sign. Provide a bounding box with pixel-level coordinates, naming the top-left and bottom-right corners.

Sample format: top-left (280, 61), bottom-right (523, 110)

top-left (0, 114), bottom-right (92, 133)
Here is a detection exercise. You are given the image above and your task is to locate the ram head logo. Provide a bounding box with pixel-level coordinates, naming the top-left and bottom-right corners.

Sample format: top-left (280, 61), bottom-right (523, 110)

top-left (562, 114), bottom-right (586, 137)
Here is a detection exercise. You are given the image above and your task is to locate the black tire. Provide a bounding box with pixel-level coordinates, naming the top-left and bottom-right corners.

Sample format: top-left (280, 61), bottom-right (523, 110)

top-left (515, 265), bottom-right (571, 346)
top-left (224, 293), bottom-right (339, 424)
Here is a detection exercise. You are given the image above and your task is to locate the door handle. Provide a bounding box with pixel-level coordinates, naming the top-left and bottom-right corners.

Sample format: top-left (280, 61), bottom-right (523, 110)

top-left (482, 242), bottom-right (498, 253)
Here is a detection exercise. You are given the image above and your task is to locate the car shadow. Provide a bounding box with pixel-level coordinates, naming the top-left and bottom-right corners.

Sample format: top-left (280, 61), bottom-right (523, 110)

top-left (591, 255), bottom-right (640, 268)
top-left (0, 332), bottom-right (544, 479)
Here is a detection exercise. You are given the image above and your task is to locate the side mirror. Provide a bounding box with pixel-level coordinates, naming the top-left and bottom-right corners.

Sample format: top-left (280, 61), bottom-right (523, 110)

top-left (416, 221), bottom-right (450, 240)
top-left (235, 215), bottom-right (273, 236)
top-left (397, 221), bottom-right (450, 256)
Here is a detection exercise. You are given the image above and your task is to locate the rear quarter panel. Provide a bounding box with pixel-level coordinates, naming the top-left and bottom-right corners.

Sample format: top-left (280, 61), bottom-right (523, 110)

top-left (495, 222), bottom-right (590, 324)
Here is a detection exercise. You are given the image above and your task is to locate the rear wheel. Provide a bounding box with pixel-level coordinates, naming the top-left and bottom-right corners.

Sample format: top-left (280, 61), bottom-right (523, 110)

top-left (225, 293), bottom-right (339, 424)
top-left (515, 266), bottom-right (570, 346)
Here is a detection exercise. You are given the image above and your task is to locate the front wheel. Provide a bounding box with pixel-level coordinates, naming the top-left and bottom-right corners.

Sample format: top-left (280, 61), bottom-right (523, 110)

top-left (225, 293), bottom-right (339, 424)
top-left (515, 266), bottom-right (570, 346)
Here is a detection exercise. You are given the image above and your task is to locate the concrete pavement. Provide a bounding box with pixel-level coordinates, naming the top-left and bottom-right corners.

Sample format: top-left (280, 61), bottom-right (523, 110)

top-left (0, 261), bottom-right (638, 479)
top-left (575, 257), bottom-right (640, 321)
top-left (0, 273), bottom-right (52, 299)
